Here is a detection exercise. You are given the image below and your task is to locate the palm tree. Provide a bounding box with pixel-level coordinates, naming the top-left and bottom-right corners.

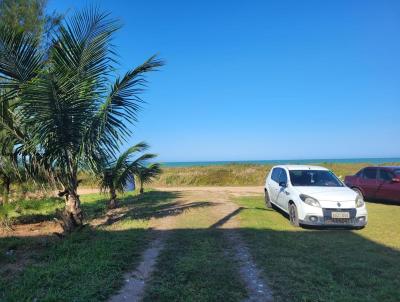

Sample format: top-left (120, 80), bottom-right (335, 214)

top-left (99, 142), bottom-right (156, 209)
top-left (0, 8), bottom-right (164, 232)
top-left (136, 163), bottom-right (162, 194)
top-left (0, 155), bottom-right (16, 204)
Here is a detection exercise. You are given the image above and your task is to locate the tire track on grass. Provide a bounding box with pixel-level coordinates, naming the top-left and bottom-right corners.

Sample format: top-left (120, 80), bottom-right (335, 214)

top-left (109, 188), bottom-right (273, 302)
top-left (209, 193), bottom-right (274, 302)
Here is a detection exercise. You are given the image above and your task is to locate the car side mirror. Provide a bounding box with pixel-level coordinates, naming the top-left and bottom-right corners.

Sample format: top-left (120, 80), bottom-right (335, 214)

top-left (391, 178), bottom-right (400, 183)
top-left (279, 181), bottom-right (287, 188)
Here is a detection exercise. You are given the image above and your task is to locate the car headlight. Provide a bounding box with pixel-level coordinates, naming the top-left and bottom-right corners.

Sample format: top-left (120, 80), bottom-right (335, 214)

top-left (355, 195), bottom-right (364, 208)
top-left (299, 194), bottom-right (321, 207)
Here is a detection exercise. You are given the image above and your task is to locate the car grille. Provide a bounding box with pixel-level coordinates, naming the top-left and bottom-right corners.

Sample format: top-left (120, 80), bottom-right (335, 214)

top-left (322, 208), bottom-right (357, 224)
top-left (324, 218), bottom-right (356, 224)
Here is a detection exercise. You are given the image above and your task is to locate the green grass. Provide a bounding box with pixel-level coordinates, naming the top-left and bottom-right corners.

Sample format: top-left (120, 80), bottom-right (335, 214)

top-left (2, 188), bottom-right (399, 301)
top-left (143, 229), bottom-right (246, 302)
top-left (0, 197), bottom-right (64, 224)
top-left (143, 194), bottom-right (247, 302)
top-left (0, 191), bottom-right (179, 302)
top-left (153, 162), bottom-right (400, 186)
top-left (233, 196), bottom-right (400, 302)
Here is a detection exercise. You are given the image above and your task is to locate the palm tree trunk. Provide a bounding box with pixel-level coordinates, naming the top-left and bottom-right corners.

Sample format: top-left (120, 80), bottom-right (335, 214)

top-left (60, 190), bottom-right (83, 233)
top-left (57, 154), bottom-right (84, 233)
top-left (2, 176), bottom-right (10, 204)
top-left (139, 182), bottom-right (144, 194)
top-left (108, 187), bottom-right (118, 209)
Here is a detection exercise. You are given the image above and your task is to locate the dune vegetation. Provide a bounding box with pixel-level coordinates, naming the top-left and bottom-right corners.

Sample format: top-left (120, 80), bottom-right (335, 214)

top-left (152, 162), bottom-right (400, 187)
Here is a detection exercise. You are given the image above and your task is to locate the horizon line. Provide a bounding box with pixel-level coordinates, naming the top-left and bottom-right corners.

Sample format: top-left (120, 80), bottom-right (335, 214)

top-left (161, 156), bottom-right (400, 164)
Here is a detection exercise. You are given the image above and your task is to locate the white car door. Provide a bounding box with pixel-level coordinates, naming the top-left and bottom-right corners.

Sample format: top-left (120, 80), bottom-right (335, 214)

top-left (276, 169), bottom-right (290, 211)
top-left (268, 168), bottom-right (282, 203)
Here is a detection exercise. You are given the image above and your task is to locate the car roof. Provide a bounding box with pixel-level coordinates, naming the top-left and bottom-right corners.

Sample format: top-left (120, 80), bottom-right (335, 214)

top-left (272, 165), bottom-right (329, 171)
top-left (363, 166), bottom-right (400, 170)
top-left (383, 166), bottom-right (400, 170)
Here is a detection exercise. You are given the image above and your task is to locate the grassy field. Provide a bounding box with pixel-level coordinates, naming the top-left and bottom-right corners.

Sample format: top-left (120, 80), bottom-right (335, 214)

top-left (0, 191), bottom-right (178, 302)
top-left (1, 187), bottom-right (399, 301)
top-left (143, 194), bottom-right (247, 302)
top-left (143, 229), bottom-right (246, 302)
top-left (153, 162), bottom-right (400, 186)
top-left (233, 196), bottom-right (400, 302)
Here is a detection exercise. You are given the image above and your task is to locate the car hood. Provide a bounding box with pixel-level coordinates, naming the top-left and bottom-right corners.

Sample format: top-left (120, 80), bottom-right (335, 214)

top-left (293, 186), bottom-right (357, 202)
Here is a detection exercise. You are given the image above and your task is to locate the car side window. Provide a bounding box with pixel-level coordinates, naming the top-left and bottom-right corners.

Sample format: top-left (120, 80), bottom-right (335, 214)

top-left (278, 169), bottom-right (288, 184)
top-left (271, 168), bottom-right (281, 183)
top-left (379, 169), bottom-right (393, 181)
top-left (363, 168), bottom-right (377, 180)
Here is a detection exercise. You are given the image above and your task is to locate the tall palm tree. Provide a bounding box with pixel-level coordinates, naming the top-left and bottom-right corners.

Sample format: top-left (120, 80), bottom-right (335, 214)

top-left (99, 142), bottom-right (156, 209)
top-left (0, 8), bottom-right (164, 232)
top-left (0, 94), bottom-right (17, 204)
top-left (136, 163), bottom-right (162, 194)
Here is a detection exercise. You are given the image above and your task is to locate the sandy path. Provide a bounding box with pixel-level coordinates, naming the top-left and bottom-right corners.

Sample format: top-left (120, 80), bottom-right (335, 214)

top-left (155, 186), bottom-right (264, 195)
top-left (77, 186), bottom-right (264, 196)
top-left (108, 186), bottom-right (272, 302)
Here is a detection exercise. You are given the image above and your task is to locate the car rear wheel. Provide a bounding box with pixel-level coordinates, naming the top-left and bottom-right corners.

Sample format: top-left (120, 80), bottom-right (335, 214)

top-left (265, 189), bottom-right (272, 208)
top-left (289, 203), bottom-right (300, 227)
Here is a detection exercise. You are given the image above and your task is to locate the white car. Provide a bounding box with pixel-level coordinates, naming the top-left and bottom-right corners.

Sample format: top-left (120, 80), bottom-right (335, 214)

top-left (264, 165), bottom-right (368, 228)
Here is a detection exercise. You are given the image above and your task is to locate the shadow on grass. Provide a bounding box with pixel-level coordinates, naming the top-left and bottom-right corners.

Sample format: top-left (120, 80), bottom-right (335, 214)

top-left (210, 205), bottom-right (274, 229)
top-left (95, 191), bottom-right (215, 226)
top-left (14, 213), bottom-right (57, 224)
top-left (1, 226), bottom-right (399, 302)
top-left (1, 191), bottom-right (399, 302)
top-left (5, 191), bottom-right (202, 226)
top-left (82, 190), bottom-right (185, 220)
top-left (1, 197), bottom-right (64, 225)
top-left (238, 227), bottom-right (399, 302)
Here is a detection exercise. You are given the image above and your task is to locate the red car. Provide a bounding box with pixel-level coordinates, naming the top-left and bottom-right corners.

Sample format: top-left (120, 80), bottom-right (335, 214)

top-left (344, 166), bottom-right (400, 202)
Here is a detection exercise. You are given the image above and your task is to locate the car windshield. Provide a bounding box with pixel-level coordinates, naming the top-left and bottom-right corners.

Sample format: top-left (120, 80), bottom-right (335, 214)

top-left (289, 170), bottom-right (344, 187)
top-left (393, 169), bottom-right (400, 176)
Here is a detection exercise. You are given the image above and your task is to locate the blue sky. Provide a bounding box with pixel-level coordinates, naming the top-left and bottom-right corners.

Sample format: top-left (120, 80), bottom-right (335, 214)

top-left (48, 0), bottom-right (400, 162)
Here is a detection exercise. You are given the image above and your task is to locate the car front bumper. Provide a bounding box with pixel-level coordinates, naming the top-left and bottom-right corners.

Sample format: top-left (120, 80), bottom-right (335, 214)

top-left (299, 208), bottom-right (367, 227)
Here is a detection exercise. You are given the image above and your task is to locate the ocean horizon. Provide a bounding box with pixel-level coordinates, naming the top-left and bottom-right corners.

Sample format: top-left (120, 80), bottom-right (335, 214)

top-left (162, 157), bottom-right (400, 167)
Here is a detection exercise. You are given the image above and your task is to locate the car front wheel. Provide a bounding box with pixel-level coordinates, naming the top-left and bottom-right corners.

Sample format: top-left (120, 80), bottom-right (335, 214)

top-left (289, 203), bottom-right (300, 227)
top-left (265, 189), bottom-right (272, 208)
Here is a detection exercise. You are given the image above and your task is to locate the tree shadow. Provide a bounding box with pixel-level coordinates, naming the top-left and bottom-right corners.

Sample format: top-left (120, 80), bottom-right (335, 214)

top-left (14, 213), bottom-right (57, 224)
top-left (94, 191), bottom-right (213, 226)
top-left (1, 190), bottom-right (400, 301)
top-left (100, 200), bottom-right (215, 227)
top-left (77, 190), bottom-right (215, 227)
top-left (209, 207), bottom-right (245, 228)
top-left (1, 226), bottom-right (399, 302)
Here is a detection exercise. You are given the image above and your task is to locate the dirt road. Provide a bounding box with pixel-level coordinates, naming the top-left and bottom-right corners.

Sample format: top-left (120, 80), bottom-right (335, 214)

top-left (109, 186), bottom-right (272, 302)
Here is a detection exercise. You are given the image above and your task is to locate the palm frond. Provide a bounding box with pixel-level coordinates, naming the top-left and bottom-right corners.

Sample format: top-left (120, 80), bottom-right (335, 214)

top-left (87, 55), bottom-right (164, 158)
top-left (114, 152), bottom-right (157, 191)
top-left (114, 141), bottom-right (149, 172)
top-left (137, 162), bottom-right (162, 185)
top-left (0, 24), bottom-right (44, 104)
top-left (0, 24), bottom-right (43, 82)
top-left (13, 8), bottom-right (122, 179)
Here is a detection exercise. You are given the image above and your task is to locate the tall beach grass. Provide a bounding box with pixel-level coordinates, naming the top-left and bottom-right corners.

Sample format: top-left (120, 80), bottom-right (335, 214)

top-left (151, 162), bottom-right (400, 186)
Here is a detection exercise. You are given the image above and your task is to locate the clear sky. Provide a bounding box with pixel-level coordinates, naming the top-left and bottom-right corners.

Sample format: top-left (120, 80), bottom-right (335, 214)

top-left (48, 0), bottom-right (400, 162)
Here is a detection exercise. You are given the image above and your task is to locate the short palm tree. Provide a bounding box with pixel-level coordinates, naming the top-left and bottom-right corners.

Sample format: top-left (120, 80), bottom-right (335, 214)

top-left (100, 142), bottom-right (156, 209)
top-left (0, 154), bottom-right (17, 204)
top-left (0, 8), bottom-right (163, 232)
top-left (136, 163), bottom-right (162, 194)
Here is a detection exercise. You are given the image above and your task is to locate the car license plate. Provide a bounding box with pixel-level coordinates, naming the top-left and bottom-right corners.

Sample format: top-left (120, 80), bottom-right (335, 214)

top-left (331, 212), bottom-right (350, 219)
